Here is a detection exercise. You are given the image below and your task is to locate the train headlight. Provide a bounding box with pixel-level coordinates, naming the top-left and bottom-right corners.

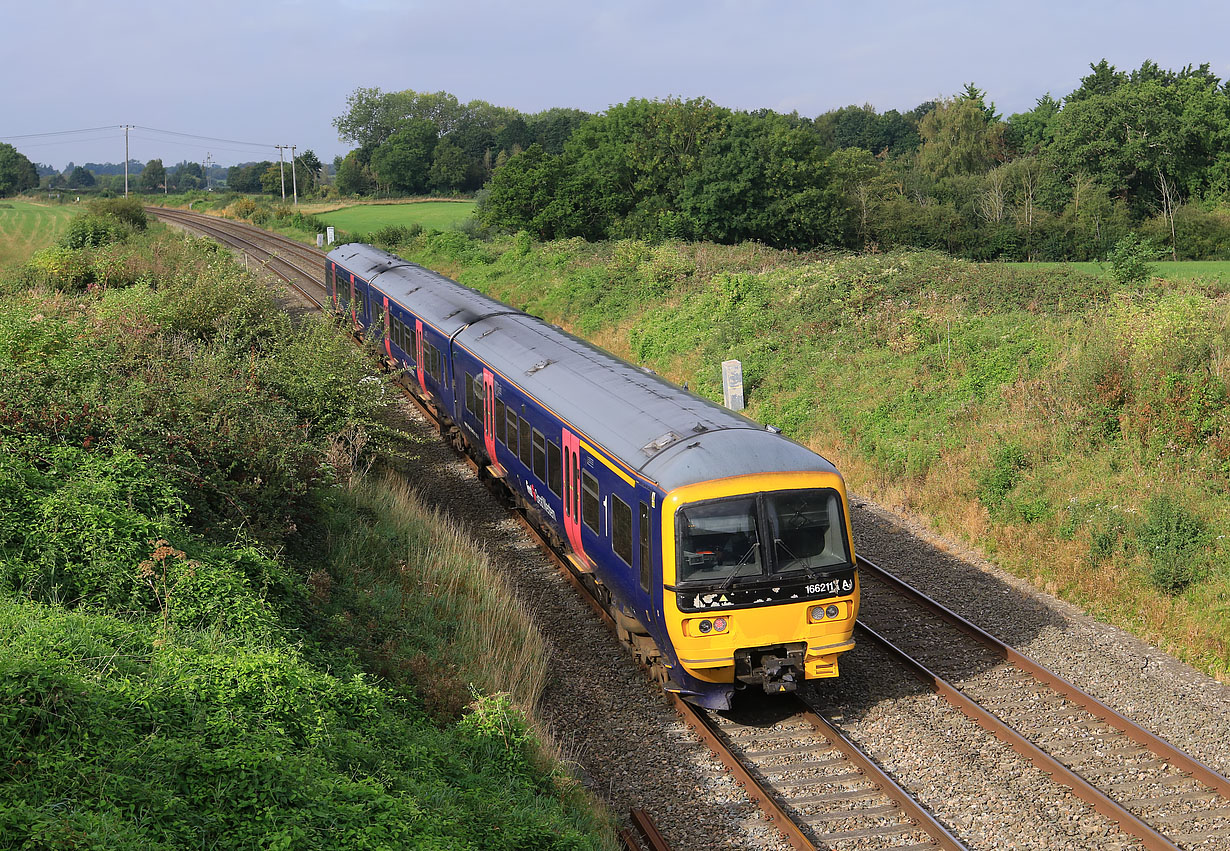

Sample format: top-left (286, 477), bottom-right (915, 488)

top-left (712, 617), bottom-right (728, 633)
top-left (809, 605), bottom-right (826, 621)
top-left (826, 604), bottom-right (840, 619)
top-left (698, 619), bottom-right (713, 634)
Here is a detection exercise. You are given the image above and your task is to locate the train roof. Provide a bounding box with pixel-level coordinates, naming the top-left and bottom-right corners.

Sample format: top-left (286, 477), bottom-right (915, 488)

top-left (457, 315), bottom-right (836, 493)
top-left (328, 243), bottom-right (515, 335)
top-left (328, 243), bottom-right (839, 493)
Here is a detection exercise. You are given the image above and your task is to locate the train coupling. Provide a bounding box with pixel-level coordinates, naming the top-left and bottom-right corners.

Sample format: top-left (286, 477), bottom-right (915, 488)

top-left (734, 643), bottom-right (807, 695)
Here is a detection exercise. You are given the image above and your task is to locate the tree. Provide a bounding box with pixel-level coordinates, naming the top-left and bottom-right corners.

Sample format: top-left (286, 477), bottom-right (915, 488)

top-left (429, 139), bottom-right (469, 193)
top-left (916, 97), bottom-right (1003, 181)
top-left (1005, 94), bottom-right (1060, 154)
top-left (334, 87), bottom-right (462, 149)
top-left (335, 150), bottom-right (374, 196)
top-left (824, 147), bottom-right (883, 246)
top-left (295, 149), bottom-right (322, 193)
top-left (67, 166), bottom-right (96, 188)
top-left (227, 161), bottom-right (273, 194)
top-left (140, 158), bottom-right (166, 193)
top-left (170, 161), bottom-right (203, 191)
top-left (370, 121), bottom-right (439, 194)
top-left (260, 164), bottom-right (286, 197)
top-left (479, 144), bottom-right (571, 238)
top-left (0, 143), bottom-right (38, 197)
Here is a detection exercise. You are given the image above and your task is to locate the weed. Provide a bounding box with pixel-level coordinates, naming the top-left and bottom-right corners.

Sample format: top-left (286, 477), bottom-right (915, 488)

top-left (976, 441), bottom-right (1028, 516)
top-left (1137, 495), bottom-right (1212, 593)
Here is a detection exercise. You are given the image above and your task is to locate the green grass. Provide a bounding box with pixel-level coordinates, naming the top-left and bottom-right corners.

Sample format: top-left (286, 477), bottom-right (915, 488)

top-left (1014, 259), bottom-right (1230, 283)
top-left (316, 201), bottom-right (476, 233)
top-left (0, 200), bottom-right (79, 268)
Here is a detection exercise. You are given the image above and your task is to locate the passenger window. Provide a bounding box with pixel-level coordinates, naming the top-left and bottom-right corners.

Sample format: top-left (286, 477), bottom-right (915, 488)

top-left (612, 496), bottom-right (632, 566)
top-left (506, 409), bottom-right (519, 455)
top-left (547, 441), bottom-right (561, 496)
top-left (582, 470), bottom-right (599, 533)
top-left (465, 374), bottom-right (476, 414)
top-left (532, 430), bottom-right (546, 480)
top-left (519, 417), bottom-right (532, 467)
top-left (639, 503), bottom-right (651, 591)
top-left (495, 399), bottom-right (507, 444)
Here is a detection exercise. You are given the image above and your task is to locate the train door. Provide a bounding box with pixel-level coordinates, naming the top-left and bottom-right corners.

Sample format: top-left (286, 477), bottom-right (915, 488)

top-left (381, 296), bottom-right (391, 357)
top-left (414, 320), bottom-right (425, 391)
top-left (561, 428), bottom-right (589, 567)
top-left (483, 369), bottom-right (503, 475)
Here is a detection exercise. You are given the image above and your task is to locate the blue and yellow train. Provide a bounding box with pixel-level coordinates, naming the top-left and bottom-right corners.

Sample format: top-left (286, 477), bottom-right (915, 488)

top-left (326, 243), bottom-right (859, 710)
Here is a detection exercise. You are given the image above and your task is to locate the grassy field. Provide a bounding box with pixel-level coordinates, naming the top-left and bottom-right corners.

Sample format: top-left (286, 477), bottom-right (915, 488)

top-left (0, 200), bottom-right (78, 267)
top-left (1018, 259), bottom-right (1230, 283)
top-left (314, 201), bottom-right (476, 233)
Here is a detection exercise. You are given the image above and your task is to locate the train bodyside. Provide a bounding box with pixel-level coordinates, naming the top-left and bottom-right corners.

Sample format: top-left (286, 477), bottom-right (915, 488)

top-left (325, 244), bottom-right (859, 710)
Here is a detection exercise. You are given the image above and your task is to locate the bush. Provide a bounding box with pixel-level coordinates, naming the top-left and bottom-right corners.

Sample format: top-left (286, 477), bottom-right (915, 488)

top-left (976, 441), bottom-right (1029, 516)
top-left (60, 213), bottom-right (130, 249)
top-left (1136, 495), bottom-right (1211, 593)
top-left (1107, 232), bottom-right (1163, 286)
top-left (87, 196), bottom-right (148, 231)
top-left (369, 223), bottom-right (421, 249)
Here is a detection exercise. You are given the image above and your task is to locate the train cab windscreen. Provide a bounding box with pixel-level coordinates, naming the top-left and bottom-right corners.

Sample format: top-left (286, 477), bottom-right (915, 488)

top-left (677, 489), bottom-right (849, 585)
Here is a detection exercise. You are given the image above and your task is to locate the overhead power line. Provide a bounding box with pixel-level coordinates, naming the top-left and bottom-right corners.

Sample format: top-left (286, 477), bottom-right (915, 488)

top-left (0, 125), bottom-right (122, 141)
top-left (2, 124), bottom-right (280, 154)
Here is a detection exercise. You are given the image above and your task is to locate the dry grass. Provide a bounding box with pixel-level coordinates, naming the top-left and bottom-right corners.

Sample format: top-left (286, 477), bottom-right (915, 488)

top-left (343, 470), bottom-right (551, 712)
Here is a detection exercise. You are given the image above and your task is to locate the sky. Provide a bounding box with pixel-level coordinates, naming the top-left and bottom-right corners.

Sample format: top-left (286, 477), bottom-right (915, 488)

top-left (4, 0), bottom-right (1230, 171)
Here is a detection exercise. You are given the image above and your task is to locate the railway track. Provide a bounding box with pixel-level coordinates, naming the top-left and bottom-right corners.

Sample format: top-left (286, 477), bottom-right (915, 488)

top-left (855, 557), bottom-right (1230, 850)
top-left (149, 207), bottom-right (1230, 851)
top-left (146, 207), bottom-right (327, 306)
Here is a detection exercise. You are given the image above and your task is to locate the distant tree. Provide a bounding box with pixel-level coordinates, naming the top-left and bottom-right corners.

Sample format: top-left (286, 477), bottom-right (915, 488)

top-left (916, 97), bottom-right (1003, 181)
top-left (140, 158), bottom-right (166, 192)
top-left (0, 143), bottom-right (38, 196)
top-left (479, 144), bottom-right (570, 237)
top-left (370, 120), bottom-right (438, 194)
top-left (526, 107), bottom-right (590, 154)
top-left (335, 151), bottom-right (374, 196)
top-left (170, 161), bottom-right (203, 191)
top-left (1065, 59), bottom-right (1127, 103)
top-left (334, 87), bottom-right (462, 149)
top-left (295, 149), bottom-right (323, 193)
top-left (1005, 94), bottom-right (1060, 154)
top-left (67, 166), bottom-right (96, 188)
top-left (260, 164), bottom-right (286, 197)
top-left (429, 138), bottom-right (469, 193)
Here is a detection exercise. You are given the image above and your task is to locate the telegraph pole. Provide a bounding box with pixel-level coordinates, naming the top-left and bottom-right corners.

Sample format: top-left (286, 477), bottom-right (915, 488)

top-left (123, 125), bottom-right (131, 197)
top-left (204, 153), bottom-right (213, 191)
top-left (290, 144), bottom-right (298, 206)
top-left (275, 144), bottom-right (287, 201)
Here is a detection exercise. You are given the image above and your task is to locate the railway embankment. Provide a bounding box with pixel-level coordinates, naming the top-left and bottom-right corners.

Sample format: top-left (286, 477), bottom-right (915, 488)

top-left (0, 205), bottom-right (615, 849)
top-left (389, 229), bottom-right (1230, 683)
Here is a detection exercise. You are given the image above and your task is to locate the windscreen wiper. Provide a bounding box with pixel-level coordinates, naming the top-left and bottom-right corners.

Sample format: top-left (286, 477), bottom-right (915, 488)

top-left (717, 542), bottom-right (761, 591)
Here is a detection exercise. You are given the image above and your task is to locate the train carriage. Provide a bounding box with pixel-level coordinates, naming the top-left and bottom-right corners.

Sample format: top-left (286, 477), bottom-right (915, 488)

top-left (326, 243), bottom-right (859, 710)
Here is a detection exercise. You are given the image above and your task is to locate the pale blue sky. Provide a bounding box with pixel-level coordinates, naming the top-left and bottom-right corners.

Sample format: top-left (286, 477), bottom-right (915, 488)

top-left (4, 0), bottom-right (1228, 169)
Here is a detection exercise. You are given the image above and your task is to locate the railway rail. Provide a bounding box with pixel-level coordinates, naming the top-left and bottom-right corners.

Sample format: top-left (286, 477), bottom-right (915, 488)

top-left (147, 207), bottom-right (327, 307)
top-left (854, 557), bottom-right (1230, 850)
top-left (150, 207), bottom-right (1230, 851)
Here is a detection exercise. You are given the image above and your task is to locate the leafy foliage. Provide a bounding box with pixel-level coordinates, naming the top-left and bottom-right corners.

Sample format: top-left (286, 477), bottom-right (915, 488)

top-left (1108, 232), bottom-right (1163, 284)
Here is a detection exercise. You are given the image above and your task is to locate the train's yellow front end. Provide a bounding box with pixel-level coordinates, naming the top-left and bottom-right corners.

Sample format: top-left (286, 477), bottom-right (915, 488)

top-left (661, 471), bottom-right (859, 708)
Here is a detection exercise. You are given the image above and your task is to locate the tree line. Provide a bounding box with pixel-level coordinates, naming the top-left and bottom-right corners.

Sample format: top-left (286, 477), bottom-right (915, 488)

top-left (330, 88), bottom-right (589, 196)
top-left (459, 60), bottom-right (1230, 261)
